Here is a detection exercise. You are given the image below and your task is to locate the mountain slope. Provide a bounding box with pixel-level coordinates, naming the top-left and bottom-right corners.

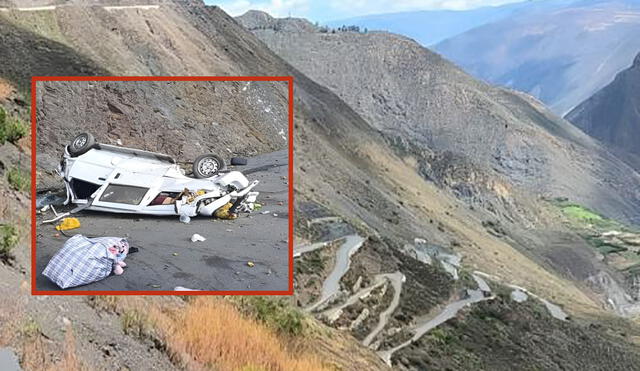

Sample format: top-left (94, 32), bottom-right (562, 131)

top-left (238, 10), bottom-right (640, 350)
top-left (0, 2), bottom-right (390, 369)
top-left (325, 0), bottom-right (574, 46)
top-left (239, 10), bottom-right (640, 226)
top-left (566, 53), bottom-right (640, 169)
top-left (434, 0), bottom-right (640, 115)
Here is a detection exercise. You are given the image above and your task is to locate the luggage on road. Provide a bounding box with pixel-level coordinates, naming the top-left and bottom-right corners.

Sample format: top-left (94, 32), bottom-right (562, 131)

top-left (42, 234), bottom-right (129, 289)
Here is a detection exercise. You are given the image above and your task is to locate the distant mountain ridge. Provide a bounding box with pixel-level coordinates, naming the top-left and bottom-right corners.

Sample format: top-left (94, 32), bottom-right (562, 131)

top-left (325, 0), bottom-right (576, 46)
top-left (566, 52), bottom-right (640, 169)
top-left (434, 0), bottom-right (640, 115)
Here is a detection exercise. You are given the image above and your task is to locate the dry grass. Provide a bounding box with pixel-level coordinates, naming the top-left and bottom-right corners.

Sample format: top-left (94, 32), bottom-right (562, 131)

top-left (155, 298), bottom-right (328, 371)
top-left (87, 295), bottom-right (120, 313)
top-left (118, 297), bottom-right (330, 371)
top-left (20, 323), bottom-right (88, 371)
top-left (55, 326), bottom-right (87, 371)
top-left (0, 292), bottom-right (22, 347)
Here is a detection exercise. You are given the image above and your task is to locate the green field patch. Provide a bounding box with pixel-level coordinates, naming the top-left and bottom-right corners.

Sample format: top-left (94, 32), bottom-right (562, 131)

top-left (561, 205), bottom-right (603, 222)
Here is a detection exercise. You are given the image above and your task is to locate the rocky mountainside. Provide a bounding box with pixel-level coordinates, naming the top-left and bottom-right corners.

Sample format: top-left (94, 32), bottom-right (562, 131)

top-left (2, 1), bottom-right (640, 370)
top-left (238, 10), bottom-right (640, 226)
top-left (566, 53), bottom-right (640, 169)
top-left (0, 2), bottom-right (388, 369)
top-left (434, 0), bottom-right (640, 115)
top-left (239, 9), bottom-right (640, 365)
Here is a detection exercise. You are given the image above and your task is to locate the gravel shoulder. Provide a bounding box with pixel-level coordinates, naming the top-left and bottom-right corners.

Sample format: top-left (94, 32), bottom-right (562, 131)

top-left (35, 150), bottom-right (290, 292)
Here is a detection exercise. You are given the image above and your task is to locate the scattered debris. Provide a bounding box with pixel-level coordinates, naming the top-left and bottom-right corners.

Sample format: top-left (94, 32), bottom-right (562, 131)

top-left (214, 202), bottom-right (238, 220)
top-left (42, 205), bottom-right (73, 224)
top-left (55, 217), bottom-right (81, 231)
top-left (179, 214), bottom-right (191, 224)
top-left (172, 253), bottom-right (179, 256)
top-left (247, 261), bottom-right (255, 267)
top-left (174, 286), bottom-right (202, 291)
top-left (190, 233), bottom-right (206, 242)
top-left (35, 193), bottom-right (65, 209)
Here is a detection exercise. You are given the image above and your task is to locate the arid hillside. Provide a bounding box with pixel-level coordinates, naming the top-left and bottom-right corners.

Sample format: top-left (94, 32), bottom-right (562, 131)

top-left (566, 53), bottom-right (640, 170)
top-left (238, 10), bottom-right (640, 227)
top-left (239, 9), bottom-right (640, 318)
top-left (1, 1), bottom-right (640, 370)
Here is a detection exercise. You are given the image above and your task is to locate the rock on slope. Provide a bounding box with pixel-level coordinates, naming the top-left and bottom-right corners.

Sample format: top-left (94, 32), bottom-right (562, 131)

top-left (566, 53), bottom-right (640, 170)
top-left (434, 0), bottom-right (640, 115)
top-left (238, 10), bottom-right (640, 226)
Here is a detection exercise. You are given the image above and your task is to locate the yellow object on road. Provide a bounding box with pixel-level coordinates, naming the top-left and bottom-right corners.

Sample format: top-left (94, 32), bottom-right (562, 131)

top-left (55, 217), bottom-right (81, 231)
top-left (214, 202), bottom-right (238, 220)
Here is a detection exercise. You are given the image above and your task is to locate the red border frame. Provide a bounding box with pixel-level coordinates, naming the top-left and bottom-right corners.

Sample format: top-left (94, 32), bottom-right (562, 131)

top-left (31, 76), bottom-right (294, 296)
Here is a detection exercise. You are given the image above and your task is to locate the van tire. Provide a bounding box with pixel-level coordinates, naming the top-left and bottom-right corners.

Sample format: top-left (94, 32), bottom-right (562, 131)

top-left (68, 133), bottom-right (96, 157)
top-left (230, 157), bottom-right (248, 166)
top-left (193, 154), bottom-right (226, 178)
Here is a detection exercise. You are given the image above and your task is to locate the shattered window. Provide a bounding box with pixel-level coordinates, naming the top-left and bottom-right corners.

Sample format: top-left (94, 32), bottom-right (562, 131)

top-left (99, 184), bottom-right (149, 205)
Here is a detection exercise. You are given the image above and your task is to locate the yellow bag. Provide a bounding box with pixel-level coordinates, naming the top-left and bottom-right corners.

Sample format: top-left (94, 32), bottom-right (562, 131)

top-left (55, 217), bottom-right (81, 231)
top-left (214, 202), bottom-right (237, 220)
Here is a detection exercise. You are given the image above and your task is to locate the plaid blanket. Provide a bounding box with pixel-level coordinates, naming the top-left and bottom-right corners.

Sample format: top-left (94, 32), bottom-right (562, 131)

top-left (43, 234), bottom-right (129, 289)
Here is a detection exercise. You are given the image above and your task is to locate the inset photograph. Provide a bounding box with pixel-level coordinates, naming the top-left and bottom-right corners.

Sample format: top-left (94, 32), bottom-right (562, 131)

top-left (33, 77), bottom-right (292, 294)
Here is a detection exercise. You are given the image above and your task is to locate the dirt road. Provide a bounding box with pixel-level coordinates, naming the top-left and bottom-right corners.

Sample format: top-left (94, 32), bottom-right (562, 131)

top-left (35, 150), bottom-right (290, 292)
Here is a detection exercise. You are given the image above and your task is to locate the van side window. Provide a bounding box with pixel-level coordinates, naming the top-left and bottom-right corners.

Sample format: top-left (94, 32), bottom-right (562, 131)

top-left (99, 184), bottom-right (149, 205)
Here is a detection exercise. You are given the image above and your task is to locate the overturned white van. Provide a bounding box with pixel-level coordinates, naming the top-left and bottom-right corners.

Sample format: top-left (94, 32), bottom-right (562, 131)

top-left (56, 133), bottom-right (259, 217)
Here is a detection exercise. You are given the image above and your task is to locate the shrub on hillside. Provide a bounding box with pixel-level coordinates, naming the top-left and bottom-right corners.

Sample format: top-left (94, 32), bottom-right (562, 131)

top-left (7, 166), bottom-right (29, 192)
top-left (0, 107), bottom-right (28, 144)
top-left (1, 224), bottom-right (19, 263)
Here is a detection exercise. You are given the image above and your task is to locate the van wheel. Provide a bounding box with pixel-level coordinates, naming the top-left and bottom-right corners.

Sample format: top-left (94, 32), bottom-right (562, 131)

top-left (68, 133), bottom-right (96, 157)
top-left (193, 154), bottom-right (226, 178)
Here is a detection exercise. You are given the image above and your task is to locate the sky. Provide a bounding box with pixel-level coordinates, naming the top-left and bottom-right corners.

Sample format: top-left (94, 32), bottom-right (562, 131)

top-left (207, 0), bottom-right (535, 22)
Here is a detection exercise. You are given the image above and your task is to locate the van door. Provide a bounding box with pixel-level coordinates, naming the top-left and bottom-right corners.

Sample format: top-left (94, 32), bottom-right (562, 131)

top-left (90, 171), bottom-right (159, 212)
